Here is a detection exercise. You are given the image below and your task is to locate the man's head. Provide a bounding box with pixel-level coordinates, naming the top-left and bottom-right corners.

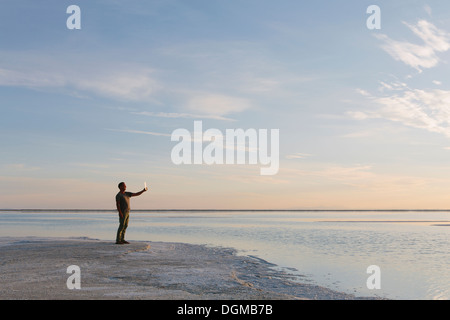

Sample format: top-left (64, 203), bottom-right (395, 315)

top-left (118, 182), bottom-right (126, 192)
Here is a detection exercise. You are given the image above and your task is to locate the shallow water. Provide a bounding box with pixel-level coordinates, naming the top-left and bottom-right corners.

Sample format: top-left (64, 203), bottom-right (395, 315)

top-left (0, 209), bottom-right (448, 299)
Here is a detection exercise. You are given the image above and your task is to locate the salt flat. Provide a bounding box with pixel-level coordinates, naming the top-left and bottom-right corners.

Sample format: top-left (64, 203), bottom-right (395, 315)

top-left (0, 237), bottom-right (368, 300)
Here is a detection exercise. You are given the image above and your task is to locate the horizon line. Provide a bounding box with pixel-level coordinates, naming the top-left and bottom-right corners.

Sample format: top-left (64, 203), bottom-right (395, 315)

top-left (1, 208), bottom-right (450, 212)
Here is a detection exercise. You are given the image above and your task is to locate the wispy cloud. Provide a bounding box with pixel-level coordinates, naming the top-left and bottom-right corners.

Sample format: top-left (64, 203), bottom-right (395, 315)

top-left (75, 69), bottom-right (159, 101)
top-left (186, 93), bottom-right (252, 118)
top-left (285, 165), bottom-right (432, 191)
top-left (0, 57), bottom-right (160, 101)
top-left (424, 5), bottom-right (433, 17)
top-left (105, 128), bottom-right (171, 137)
top-left (0, 68), bottom-right (65, 88)
top-left (69, 162), bottom-right (111, 169)
top-left (375, 20), bottom-right (450, 72)
top-left (352, 19), bottom-right (450, 139)
top-left (132, 111), bottom-right (235, 121)
top-left (307, 165), bottom-right (375, 182)
top-left (133, 92), bottom-right (251, 122)
top-left (4, 163), bottom-right (41, 172)
top-left (127, 90), bottom-right (252, 122)
top-left (286, 153), bottom-right (313, 159)
top-left (353, 81), bottom-right (450, 138)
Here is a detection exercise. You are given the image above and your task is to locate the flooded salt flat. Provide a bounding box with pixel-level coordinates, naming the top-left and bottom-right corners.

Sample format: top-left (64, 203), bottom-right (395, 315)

top-left (0, 209), bottom-right (449, 299)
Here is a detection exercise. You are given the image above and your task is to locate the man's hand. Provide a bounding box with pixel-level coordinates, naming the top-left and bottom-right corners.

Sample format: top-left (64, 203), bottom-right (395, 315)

top-left (116, 200), bottom-right (124, 219)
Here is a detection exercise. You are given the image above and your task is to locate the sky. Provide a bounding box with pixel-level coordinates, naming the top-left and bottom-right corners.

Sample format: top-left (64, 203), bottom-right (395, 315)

top-left (2, 0), bottom-right (450, 209)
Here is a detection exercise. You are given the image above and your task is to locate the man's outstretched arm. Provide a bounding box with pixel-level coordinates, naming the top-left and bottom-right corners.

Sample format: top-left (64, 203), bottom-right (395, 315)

top-left (130, 188), bottom-right (148, 197)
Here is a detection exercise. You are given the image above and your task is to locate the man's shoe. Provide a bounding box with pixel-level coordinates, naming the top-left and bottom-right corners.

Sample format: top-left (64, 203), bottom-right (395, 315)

top-left (122, 241), bottom-right (130, 244)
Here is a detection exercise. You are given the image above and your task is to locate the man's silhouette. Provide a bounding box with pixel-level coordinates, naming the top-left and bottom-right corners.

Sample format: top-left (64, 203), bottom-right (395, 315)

top-left (115, 182), bottom-right (147, 244)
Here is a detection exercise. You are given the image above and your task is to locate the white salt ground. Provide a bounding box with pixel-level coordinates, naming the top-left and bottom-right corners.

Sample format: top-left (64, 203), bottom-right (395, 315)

top-left (0, 237), bottom-right (376, 300)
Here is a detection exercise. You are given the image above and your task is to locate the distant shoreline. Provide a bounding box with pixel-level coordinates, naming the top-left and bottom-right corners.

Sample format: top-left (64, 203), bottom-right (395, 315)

top-left (2, 208), bottom-right (450, 212)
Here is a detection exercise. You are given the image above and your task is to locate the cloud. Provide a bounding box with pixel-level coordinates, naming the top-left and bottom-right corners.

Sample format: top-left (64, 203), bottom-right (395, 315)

top-left (105, 128), bottom-right (171, 137)
top-left (285, 165), bottom-right (432, 191)
top-left (286, 153), bottom-right (313, 159)
top-left (0, 68), bottom-right (65, 88)
top-left (4, 163), bottom-right (41, 172)
top-left (354, 81), bottom-right (450, 138)
top-left (309, 165), bottom-right (375, 182)
top-left (186, 93), bottom-right (252, 117)
top-left (424, 5), bottom-right (432, 17)
top-left (0, 61), bottom-right (160, 101)
top-left (68, 162), bottom-right (111, 169)
top-left (129, 92), bottom-right (252, 122)
top-left (375, 20), bottom-right (450, 71)
top-left (132, 111), bottom-right (235, 121)
top-left (353, 20), bottom-right (450, 139)
top-left (75, 69), bottom-right (159, 101)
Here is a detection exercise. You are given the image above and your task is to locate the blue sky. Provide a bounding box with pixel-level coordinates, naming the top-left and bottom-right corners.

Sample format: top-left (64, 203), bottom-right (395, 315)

top-left (2, 1), bottom-right (450, 209)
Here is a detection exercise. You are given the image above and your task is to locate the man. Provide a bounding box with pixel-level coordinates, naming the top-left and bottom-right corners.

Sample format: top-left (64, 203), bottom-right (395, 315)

top-left (115, 182), bottom-right (147, 244)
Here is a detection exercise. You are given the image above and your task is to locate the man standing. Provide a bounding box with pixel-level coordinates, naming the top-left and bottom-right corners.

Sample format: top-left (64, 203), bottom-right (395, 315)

top-left (115, 182), bottom-right (147, 244)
